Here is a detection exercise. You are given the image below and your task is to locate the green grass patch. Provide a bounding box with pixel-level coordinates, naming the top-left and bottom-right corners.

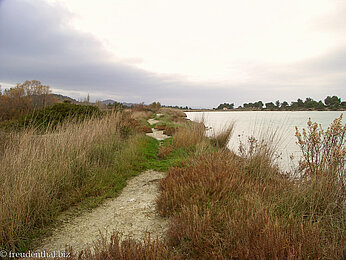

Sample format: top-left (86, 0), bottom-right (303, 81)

top-left (137, 135), bottom-right (191, 171)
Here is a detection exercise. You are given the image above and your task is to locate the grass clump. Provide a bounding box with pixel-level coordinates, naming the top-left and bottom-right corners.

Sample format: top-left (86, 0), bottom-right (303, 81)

top-left (210, 122), bottom-right (235, 149)
top-left (172, 122), bottom-right (206, 149)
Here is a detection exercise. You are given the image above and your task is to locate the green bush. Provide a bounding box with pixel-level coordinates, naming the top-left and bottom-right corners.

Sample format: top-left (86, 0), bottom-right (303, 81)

top-left (1, 103), bottom-right (102, 130)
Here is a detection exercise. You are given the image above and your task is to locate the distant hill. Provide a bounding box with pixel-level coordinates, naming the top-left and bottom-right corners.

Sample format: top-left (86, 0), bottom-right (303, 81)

top-left (52, 94), bottom-right (77, 103)
top-left (101, 99), bottom-right (116, 105)
top-left (121, 102), bottom-right (135, 108)
top-left (100, 99), bottom-right (135, 108)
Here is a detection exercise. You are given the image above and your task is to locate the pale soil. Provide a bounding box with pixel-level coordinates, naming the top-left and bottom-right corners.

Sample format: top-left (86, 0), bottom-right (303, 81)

top-left (146, 128), bottom-right (170, 141)
top-left (36, 170), bottom-right (167, 253)
top-left (147, 118), bottom-right (159, 125)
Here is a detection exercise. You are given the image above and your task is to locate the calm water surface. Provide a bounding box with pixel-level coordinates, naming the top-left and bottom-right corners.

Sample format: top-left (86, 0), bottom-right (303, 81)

top-left (186, 111), bottom-right (344, 172)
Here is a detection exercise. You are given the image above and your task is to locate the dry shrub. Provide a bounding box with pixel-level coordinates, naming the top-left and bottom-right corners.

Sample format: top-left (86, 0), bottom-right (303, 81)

top-left (132, 103), bottom-right (147, 112)
top-left (154, 124), bottom-right (166, 131)
top-left (31, 232), bottom-right (180, 260)
top-left (159, 107), bottom-right (186, 118)
top-left (148, 102), bottom-right (161, 113)
top-left (172, 122), bottom-right (206, 149)
top-left (163, 127), bottom-right (176, 136)
top-left (237, 124), bottom-right (285, 181)
top-left (295, 115), bottom-right (345, 226)
top-left (171, 115), bottom-right (187, 123)
top-left (158, 146), bottom-right (173, 159)
top-left (210, 122), bottom-right (235, 149)
top-left (157, 149), bottom-right (344, 259)
top-left (131, 110), bottom-right (153, 120)
top-left (138, 126), bottom-right (153, 133)
top-left (75, 233), bottom-right (178, 260)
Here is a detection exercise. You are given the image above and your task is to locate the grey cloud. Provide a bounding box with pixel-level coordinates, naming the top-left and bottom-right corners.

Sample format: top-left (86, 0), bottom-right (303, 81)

top-left (0, 0), bottom-right (345, 108)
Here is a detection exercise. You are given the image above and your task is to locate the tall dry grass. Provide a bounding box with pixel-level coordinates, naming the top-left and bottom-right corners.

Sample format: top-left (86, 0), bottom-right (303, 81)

top-left (60, 115), bottom-right (344, 259)
top-left (210, 122), bottom-right (235, 149)
top-left (158, 108), bottom-right (186, 118)
top-left (172, 122), bottom-right (206, 150)
top-left (0, 111), bottom-right (145, 251)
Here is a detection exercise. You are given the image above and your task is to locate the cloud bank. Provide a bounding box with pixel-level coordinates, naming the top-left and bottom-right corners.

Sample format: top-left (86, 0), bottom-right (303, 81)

top-left (0, 0), bottom-right (345, 107)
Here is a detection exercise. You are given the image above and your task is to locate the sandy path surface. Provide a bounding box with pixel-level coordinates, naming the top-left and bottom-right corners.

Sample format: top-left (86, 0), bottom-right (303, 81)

top-left (146, 128), bottom-right (170, 141)
top-left (147, 118), bottom-right (159, 125)
top-left (36, 170), bottom-right (167, 253)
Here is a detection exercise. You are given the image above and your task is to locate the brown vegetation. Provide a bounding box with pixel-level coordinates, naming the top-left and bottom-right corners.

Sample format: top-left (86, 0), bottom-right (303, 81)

top-left (0, 80), bottom-right (56, 121)
top-left (159, 107), bottom-right (186, 118)
top-left (2, 103), bottom-right (344, 259)
top-left (154, 124), bottom-right (166, 131)
top-left (78, 116), bottom-right (344, 259)
top-left (210, 122), bottom-right (235, 149)
top-left (158, 146), bottom-right (174, 159)
top-left (139, 126), bottom-right (153, 133)
top-left (172, 122), bottom-right (206, 149)
top-left (163, 127), bottom-right (176, 136)
top-left (0, 111), bottom-right (151, 251)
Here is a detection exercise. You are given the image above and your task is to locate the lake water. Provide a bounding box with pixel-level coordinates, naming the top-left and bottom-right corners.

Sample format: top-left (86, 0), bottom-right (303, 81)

top-left (185, 111), bottom-right (344, 173)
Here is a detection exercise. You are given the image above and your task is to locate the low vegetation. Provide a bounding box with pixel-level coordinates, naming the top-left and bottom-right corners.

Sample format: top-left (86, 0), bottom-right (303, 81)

top-left (1, 91), bottom-right (344, 259)
top-left (0, 103), bottom-right (102, 130)
top-left (0, 109), bottom-right (161, 251)
top-left (72, 114), bottom-right (343, 259)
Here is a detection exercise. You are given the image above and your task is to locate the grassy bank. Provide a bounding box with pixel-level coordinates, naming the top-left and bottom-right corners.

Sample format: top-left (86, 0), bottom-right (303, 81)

top-left (1, 107), bottom-right (344, 259)
top-left (73, 114), bottom-right (344, 259)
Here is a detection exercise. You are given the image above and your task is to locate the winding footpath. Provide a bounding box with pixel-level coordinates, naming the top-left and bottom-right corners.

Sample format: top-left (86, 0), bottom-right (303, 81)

top-left (35, 118), bottom-right (169, 253)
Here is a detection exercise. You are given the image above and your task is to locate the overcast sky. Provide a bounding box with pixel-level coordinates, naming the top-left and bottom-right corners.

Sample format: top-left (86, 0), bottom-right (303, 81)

top-left (0, 0), bottom-right (345, 107)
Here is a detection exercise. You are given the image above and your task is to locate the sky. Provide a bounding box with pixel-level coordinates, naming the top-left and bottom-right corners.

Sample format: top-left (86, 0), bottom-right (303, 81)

top-left (0, 0), bottom-right (345, 108)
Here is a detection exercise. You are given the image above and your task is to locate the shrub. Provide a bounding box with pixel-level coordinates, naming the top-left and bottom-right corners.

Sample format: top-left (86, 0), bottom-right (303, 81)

top-left (154, 124), bottom-right (166, 131)
top-left (163, 127), bottom-right (176, 136)
top-left (295, 115), bottom-right (345, 223)
top-left (1, 103), bottom-right (101, 130)
top-left (158, 146), bottom-right (173, 159)
top-left (139, 126), bottom-right (153, 133)
top-left (210, 122), bottom-right (235, 149)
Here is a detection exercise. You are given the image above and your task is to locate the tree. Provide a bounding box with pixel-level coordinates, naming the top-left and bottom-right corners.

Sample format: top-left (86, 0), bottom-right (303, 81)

top-left (275, 100), bottom-right (280, 109)
top-left (304, 97), bottom-right (318, 109)
top-left (297, 98), bottom-right (304, 108)
top-left (216, 103), bottom-right (234, 110)
top-left (265, 102), bottom-right (275, 109)
top-left (255, 101), bottom-right (264, 109)
top-left (0, 80), bottom-right (56, 121)
top-left (316, 100), bottom-right (325, 110)
top-left (281, 101), bottom-right (289, 109)
top-left (324, 96), bottom-right (341, 109)
top-left (149, 102), bottom-right (161, 112)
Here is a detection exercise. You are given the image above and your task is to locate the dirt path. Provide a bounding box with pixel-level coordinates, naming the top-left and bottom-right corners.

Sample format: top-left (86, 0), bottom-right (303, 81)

top-left (146, 128), bottom-right (170, 141)
top-left (35, 117), bottom-right (170, 253)
top-left (36, 170), bottom-right (167, 253)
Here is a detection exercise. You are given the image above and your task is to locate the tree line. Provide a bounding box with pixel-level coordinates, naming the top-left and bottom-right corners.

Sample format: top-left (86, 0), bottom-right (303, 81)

top-left (216, 96), bottom-right (345, 111)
